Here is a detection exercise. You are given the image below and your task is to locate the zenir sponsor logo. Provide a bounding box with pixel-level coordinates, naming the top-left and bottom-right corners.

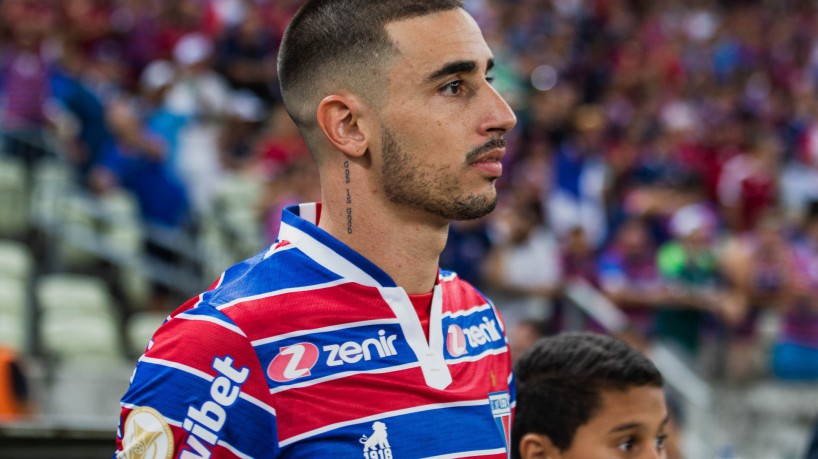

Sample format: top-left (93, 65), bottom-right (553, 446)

top-left (446, 316), bottom-right (502, 357)
top-left (266, 330), bottom-right (400, 384)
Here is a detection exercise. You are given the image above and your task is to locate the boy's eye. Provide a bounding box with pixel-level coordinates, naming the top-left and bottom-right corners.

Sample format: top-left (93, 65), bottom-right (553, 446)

top-left (486, 75), bottom-right (495, 84)
top-left (440, 80), bottom-right (463, 96)
top-left (617, 438), bottom-right (635, 452)
top-left (655, 434), bottom-right (668, 450)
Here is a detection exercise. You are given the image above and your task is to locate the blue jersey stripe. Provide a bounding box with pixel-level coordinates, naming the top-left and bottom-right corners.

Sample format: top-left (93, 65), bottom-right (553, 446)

top-left (281, 206), bottom-right (396, 287)
top-left (280, 402), bottom-right (507, 458)
top-left (202, 247), bottom-right (344, 307)
top-left (257, 322), bottom-right (415, 391)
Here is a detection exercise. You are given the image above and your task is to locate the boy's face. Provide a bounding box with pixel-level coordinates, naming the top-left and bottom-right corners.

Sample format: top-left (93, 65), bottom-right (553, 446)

top-left (560, 386), bottom-right (668, 459)
top-left (521, 385), bottom-right (669, 459)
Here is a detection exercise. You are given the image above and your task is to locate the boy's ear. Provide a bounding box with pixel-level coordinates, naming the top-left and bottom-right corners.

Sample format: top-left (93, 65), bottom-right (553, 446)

top-left (518, 433), bottom-right (562, 459)
top-left (316, 93), bottom-right (369, 159)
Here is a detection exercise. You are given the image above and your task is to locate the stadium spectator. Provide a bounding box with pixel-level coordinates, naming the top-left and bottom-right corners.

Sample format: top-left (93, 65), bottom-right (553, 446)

top-left (717, 134), bottom-right (781, 233)
top-left (0, 0), bottom-right (56, 165)
top-left (547, 105), bottom-right (610, 248)
top-left (484, 193), bottom-right (562, 332)
top-left (655, 203), bottom-right (727, 357)
top-left (439, 217), bottom-right (494, 287)
top-left (215, 1), bottom-right (279, 104)
top-left (559, 225), bottom-right (599, 288)
top-left (771, 202), bottom-right (818, 380)
top-left (597, 217), bottom-right (666, 339)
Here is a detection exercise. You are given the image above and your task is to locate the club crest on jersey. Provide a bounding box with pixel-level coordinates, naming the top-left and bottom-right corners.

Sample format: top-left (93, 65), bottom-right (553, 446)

top-left (121, 406), bottom-right (174, 459)
top-left (267, 342), bottom-right (320, 383)
top-left (360, 421), bottom-right (393, 459)
top-left (488, 391), bottom-right (512, 458)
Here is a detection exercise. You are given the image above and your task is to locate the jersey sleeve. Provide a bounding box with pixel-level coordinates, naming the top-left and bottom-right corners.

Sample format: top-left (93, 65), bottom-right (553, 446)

top-left (115, 303), bottom-right (279, 459)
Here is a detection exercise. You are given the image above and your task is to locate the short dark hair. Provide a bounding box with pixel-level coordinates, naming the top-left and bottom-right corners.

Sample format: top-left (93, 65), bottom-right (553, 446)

top-left (278, 0), bottom-right (463, 130)
top-left (511, 332), bottom-right (663, 457)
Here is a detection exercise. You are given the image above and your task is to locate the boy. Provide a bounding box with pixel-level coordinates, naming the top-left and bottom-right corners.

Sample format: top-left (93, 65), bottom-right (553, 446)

top-left (513, 332), bottom-right (670, 459)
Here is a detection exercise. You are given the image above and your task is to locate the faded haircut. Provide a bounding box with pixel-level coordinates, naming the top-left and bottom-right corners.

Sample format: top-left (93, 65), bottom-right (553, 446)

top-left (278, 0), bottom-right (464, 138)
top-left (511, 332), bottom-right (663, 457)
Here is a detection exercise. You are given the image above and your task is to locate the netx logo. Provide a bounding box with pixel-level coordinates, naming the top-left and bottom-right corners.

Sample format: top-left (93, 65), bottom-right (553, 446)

top-left (267, 330), bottom-right (399, 383)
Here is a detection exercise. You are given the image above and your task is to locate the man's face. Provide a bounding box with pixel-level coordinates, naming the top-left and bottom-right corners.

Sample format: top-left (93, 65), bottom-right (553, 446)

top-left (378, 9), bottom-right (517, 221)
top-left (557, 386), bottom-right (669, 459)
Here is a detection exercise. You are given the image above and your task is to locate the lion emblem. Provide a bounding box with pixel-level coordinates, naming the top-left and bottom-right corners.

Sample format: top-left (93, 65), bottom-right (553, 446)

top-left (359, 421), bottom-right (390, 452)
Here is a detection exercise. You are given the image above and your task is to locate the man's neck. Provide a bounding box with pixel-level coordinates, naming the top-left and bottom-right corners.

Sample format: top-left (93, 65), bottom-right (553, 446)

top-left (317, 179), bottom-right (448, 294)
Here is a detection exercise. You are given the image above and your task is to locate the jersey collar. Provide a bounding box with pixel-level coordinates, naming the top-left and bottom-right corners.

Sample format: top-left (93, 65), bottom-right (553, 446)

top-left (278, 203), bottom-right (397, 288)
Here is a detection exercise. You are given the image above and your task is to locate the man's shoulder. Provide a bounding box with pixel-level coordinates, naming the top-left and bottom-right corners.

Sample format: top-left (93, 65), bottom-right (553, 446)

top-left (202, 241), bottom-right (346, 308)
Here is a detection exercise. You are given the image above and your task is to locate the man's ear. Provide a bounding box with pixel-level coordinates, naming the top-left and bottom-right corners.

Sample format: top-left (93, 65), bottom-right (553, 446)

top-left (316, 94), bottom-right (370, 159)
top-left (518, 433), bottom-right (562, 459)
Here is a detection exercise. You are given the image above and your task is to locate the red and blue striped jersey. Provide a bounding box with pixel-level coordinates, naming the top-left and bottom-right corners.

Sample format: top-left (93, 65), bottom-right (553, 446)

top-left (115, 203), bottom-right (515, 459)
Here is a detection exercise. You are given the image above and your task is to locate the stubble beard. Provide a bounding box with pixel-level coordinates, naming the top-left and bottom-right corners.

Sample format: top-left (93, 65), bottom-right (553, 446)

top-left (380, 126), bottom-right (498, 221)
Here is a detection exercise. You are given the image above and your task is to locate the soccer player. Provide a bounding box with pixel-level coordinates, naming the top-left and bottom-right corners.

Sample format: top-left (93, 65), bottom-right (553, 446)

top-left (512, 332), bottom-right (670, 459)
top-left (115, 1), bottom-right (517, 458)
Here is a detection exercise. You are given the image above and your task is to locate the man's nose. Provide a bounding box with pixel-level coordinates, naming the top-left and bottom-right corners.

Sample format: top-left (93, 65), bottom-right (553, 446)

top-left (480, 84), bottom-right (517, 136)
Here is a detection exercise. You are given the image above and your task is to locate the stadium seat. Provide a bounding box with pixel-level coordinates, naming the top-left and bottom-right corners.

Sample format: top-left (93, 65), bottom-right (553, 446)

top-left (98, 190), bottom-right (143, 261)
top-left (29, 159), bottom-right (72, 230)
top-left (126, 311), bottom-right (167, 356)
top-left (35, 274), bottom-right (113, 318)
top-left (216, 173), bottom-right (263, 211)
top-left (54, 193), bottom-right (100, 269)
top-left (0, 156), bottom-right (28, 236)
top-left (40, 312), bottom-right (120, 360)
top-left (0, 239), bottom-right (33, 281)
top-left (0, 277), bottom-right (28, 318)
top-left (0, 313), bottom-right (25, 352)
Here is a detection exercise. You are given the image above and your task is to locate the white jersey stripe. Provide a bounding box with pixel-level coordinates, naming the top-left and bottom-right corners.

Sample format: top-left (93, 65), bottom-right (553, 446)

top-left (423, 448), bottom-right (508, 459)
top-left (440, 303), bottom-right (491, 319)
top-left (215, 278), bottom-right (351, 310)
top-left (263, 241), bottom-right (297, 259)
top-left (218, 439), bottom-right (254, 459)
top-left (241, 392), bottom-right (277, 416)
top-left (193, 272), bottom-right (225, 309)
top-left (269, 361), bottom-right (420, 396)
top-left (251, 318), bottom-right (401, 347)
top-left (177, 312), bottom-right (247, 337)
top-left (278, 221), bottom-right (381, 287)
top-left (137, 356), bottom-right (277, 415)
top-left (139, 356), bottom-right (214, 381)
top-left (279, 398), bottom-right (489, 447)
top-left (446, 346), bottom-right (509, 365)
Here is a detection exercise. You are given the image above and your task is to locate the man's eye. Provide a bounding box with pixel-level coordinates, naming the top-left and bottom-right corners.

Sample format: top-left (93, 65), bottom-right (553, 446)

top-left (440, 80), bottom-right (463, 95)
top-left (486, 76), bottom-right (496, 84)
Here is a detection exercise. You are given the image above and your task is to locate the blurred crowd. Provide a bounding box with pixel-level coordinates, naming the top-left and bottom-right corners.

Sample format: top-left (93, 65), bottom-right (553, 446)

top-left (3, 0), bottom-right (818, 382)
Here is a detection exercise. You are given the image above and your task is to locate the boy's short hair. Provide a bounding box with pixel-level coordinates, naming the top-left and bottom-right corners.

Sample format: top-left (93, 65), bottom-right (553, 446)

top-left (511, 332), bottom-right (663, 458)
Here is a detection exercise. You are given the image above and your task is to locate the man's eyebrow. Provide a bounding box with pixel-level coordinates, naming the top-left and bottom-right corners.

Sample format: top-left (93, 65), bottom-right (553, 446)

top-left (424, 58), bottom-right (495, 83)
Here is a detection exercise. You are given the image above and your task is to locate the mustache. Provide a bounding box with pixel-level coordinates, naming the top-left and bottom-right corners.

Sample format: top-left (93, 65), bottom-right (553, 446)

top-left (466, 137), bottom-right (506, 163)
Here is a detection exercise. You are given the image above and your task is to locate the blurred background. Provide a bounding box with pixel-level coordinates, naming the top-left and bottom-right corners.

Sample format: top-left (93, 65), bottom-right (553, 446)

top-left (0, 0), bottom-right (817, 457)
